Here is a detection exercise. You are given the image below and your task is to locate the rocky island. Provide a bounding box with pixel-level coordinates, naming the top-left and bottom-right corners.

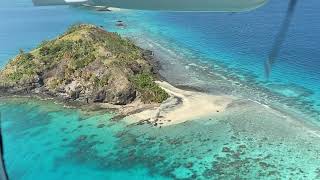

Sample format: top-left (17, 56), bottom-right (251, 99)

top-left (0, 24), bottom-right (233, 126)
top-left (0, 24), bottom-right (168, 106)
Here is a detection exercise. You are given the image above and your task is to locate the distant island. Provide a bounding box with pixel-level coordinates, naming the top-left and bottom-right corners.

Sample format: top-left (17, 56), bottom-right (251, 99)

top-left (0, 24), bottom-right (233, 127)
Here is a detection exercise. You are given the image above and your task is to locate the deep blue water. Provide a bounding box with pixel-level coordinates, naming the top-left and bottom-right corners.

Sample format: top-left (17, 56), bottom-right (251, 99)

top-left (1, 0), bottom-right (320, 179)
top-left (132, 0), bottom-right (320, 117)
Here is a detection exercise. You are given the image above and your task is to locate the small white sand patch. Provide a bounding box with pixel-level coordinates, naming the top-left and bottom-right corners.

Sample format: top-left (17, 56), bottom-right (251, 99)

top-left (127, 81), bottom-right (234, 126)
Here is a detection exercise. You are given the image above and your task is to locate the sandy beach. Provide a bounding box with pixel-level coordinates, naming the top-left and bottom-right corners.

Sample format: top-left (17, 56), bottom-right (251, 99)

top-left (125, 81), bottom-right (234, 126)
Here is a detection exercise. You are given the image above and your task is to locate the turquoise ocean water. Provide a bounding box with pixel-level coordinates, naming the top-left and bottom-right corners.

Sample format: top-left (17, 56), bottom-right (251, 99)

top-left (1, 0), bottom-right (320, 179)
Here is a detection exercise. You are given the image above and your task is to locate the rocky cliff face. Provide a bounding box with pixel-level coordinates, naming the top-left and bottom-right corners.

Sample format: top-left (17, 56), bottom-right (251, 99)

top-left (0, 24), bottom-right (168, 105)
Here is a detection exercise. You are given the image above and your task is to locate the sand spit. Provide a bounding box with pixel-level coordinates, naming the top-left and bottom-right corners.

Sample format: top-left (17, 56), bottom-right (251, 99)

top-left (126, 81), bottom-right (234, 126)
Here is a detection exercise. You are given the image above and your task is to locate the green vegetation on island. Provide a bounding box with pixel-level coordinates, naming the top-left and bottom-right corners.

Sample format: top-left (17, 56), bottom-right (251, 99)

top-left (0, 24), bottom-right (168, 105)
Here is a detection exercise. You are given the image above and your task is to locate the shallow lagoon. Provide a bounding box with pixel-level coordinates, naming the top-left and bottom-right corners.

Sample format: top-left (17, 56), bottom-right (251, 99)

top-left (1, 98), bottom-right (320, 179)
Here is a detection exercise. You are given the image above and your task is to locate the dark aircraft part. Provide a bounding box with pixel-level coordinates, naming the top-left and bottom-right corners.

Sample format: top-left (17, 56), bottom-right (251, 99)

top-left (0, 114), bottom-right (8, 180)
top-left (32, 0), bottom-right (88, 6)
top-left (265, 0), bottom-right (298, 79)
top-left (32, 0), bottom-right (268, 12)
